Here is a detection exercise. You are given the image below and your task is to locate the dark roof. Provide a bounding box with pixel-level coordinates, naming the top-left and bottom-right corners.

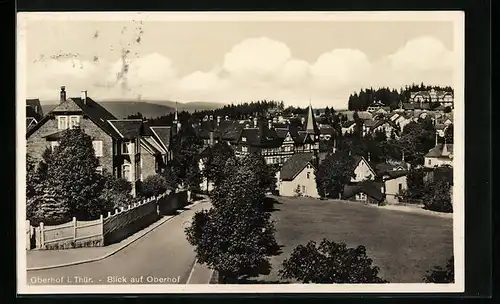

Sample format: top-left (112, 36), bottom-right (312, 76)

top-left (381, 170), bottom-right (409, 180)
top-left (70, 97), bottom-right (120, 138)
top-left (108, 120), bottom-right (143, 139)
top-left (26, 97), bottom-right (121, 139)
top-left (150, 126), bottom-right (172, 150)
top-left (319, 126), bottom-right (336, 136)
top-left (26, 105), bottom-right (43, 121)
top-left (342, 121), bottom-right (356, 128)
top-left (42, 130), bottom-right (67, 141)
top-left (26, 117), bottom-right (37, 130)
top-left (280, 152), bottom-right (314, 181)
top-left (239, 126), bottom-right (280, 147)
top-left (275, 128), bottom-right (289, 139)
top-left (342, 182), bottom-right (385, 202)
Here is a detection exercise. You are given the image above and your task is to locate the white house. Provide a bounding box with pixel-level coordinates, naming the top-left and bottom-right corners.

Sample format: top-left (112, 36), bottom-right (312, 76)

top-left (278, 152), bottom-right (320, 198)
top-left (351, 156), bottom-right (377, 183)
top-left (380, 170), bottom-right (408, 204)
top-left (424, 144), bottom-right (454, 168)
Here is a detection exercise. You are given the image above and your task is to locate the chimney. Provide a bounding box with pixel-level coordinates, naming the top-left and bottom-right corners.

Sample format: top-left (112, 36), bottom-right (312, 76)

top-left (216, 116), bottom-right (221, 127)
top-left (268, 120), bottom-right (272, 130)
top-left (225, 115), bottom-right (229, 121)
top-left (368, 152), bottom-right (371, 161)
top-left (81, 90), bottom-right (87, 104)
top-left (253, 117), bottom-right (258, 128)
top-left (402, 151), bottom-right (405, 162)
top-left (332, 138), bottom-right (337, 154)
top-left (60, 86), bottom-right (66, 103)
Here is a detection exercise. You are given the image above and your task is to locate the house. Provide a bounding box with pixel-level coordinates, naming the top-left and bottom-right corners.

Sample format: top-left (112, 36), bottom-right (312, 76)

top-left (278, 152), bottom-right (319, 198)
top-left (26, 99), bottom-right (44, 131)
top-left (380, 170), bottom-right (408, 204)
top-left (341, 121), bottom-right (356, 135)
top-left (424, 143), bottom-right (454, 168)
top-left (328, 153), bottom-right (377, 183)
top-left (26, 86), bottom-right (169, 196)
top-left (341, 182), bottom-right (385, 204)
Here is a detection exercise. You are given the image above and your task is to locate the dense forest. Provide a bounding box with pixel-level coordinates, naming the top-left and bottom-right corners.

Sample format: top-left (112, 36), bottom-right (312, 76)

top-left (129, 100), bottom-right (313, 126)
top-left (347, 83), bottom-right (454, 111)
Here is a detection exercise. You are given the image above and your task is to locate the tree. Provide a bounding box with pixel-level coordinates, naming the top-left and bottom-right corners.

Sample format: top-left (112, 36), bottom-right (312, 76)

top-left (240, 153), bottom-right (277, 193)
top-left (185, 162), bottom-right (278, 283)
top-left (423, 179), bottom-right (453, 213)
top-left (316, 153), bottom-right (355, 198)
top-left (424, 257), bottom-right (454, 283)
top-left (202, 142), bottom-right (236, 187)
top-left (168, 125), bottom-right (203, 190)
top-left (140, 174), bottom-right (168, 198)
top-left (45, 127), bottom-right (108, 220)
top-left (279, 239), bottom-right (388, 283)
top-left (98, 171), bottom-right (134, 210)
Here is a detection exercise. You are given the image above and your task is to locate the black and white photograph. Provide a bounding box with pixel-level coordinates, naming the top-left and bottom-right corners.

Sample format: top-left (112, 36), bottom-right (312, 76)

top-left (17, 11), bottom-right (464, 294)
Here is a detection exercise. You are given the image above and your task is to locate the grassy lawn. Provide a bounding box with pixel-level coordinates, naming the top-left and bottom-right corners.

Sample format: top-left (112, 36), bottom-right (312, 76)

top-left (258, 196), bottom-right (454, 283)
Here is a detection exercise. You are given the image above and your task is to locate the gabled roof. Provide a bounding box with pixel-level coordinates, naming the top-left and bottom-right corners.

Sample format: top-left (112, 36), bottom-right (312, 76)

top-left (26, 105), bottom-right (42, 121)
top-left (26, 117), bottom-right (37, 130)
top-left (342, 181), bottom-right (385, 202)
top-left (108, 119), bottom-right (143, 139)
top-left (305, 104), bottom-right (320, 135)
top-left (150, 126), bottom-right (172, 151)
top-left (382, 170), bottom-right (409, 180)
top-left (425, 144), bottom-right (454, 158)
top-left (280, 152), bottom-right (314, 181)
top-left (27, 97), bottom-right (121, 139)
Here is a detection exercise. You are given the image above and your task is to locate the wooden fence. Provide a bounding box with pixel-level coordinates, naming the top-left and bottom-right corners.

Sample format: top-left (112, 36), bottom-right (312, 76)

top-left (27, 189), bottom-right (191, 250)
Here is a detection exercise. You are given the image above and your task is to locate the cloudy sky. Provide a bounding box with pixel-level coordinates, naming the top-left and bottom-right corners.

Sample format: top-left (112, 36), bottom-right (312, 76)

top-left (20, 13), bottom-right (458, 108)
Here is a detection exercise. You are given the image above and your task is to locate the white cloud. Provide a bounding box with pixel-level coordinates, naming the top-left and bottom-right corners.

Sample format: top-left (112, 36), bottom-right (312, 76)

top-left (26, 35), bottom-right (456, 108)
top-left (222, 37), bottom-right (291, 81)
top-left (310, 49), bottom-right (372, 88)
top-left (388, 36), bottom-right (454, 71)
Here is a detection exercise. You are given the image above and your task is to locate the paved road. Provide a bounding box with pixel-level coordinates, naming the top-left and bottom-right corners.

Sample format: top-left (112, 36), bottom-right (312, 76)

top-left (26, 201), bottom-right (211, 285)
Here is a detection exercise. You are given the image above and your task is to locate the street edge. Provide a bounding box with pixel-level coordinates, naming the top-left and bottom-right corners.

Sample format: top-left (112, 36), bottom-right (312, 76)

top-left (26, 199), bottom-right (206, 271)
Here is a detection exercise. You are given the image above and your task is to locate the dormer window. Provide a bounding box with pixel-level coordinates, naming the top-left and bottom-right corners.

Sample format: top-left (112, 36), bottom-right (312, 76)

top-left (57, 116), bottom-right (68, 130)
top-left (69, 116), bottom-right (80, 128)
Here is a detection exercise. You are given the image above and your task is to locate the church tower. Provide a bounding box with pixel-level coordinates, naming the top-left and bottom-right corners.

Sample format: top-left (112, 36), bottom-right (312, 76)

top-left (305, 101), bottom-right (320, 153)
top-left (174, 101), bottom-right (181, 133)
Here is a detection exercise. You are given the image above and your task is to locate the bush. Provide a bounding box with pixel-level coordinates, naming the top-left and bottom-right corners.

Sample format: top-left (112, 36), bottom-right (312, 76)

top-left (424, 257), bottom-right (454, 283)
top-left (423, 180), bottom-right (453, 213)
top-left (141, 174), bottom-right (168, 198)
top-left (279, 239), bottom-right (388, 283)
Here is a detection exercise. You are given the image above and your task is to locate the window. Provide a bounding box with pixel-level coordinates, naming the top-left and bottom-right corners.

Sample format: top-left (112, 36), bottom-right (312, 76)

top-left (92, 141), bottom-right (103, 157)
top-left (96, 166), bottom-right (103, 175)
top-left (122, 142), bottom-right (133, 155)
top-left (358, 193), bottom-right (366, 200)
top-left (307, 172), bottom-right (310, 179)
top-left (242, 137), bottom-right (247, 142)
top-left (242, 146), bottom-right (248, 153)
top-left (57, 116), bottom-right (68, 130)
top-left (69, 116), bottom-right (80, 128)
top-left (122, 164), bottom-right (132, 182)
top-left (398, 183), bottom-right (403, 192)
top-left (427, 159), bottom-right (432, 166)
top-left (302, 185), bottom-right (306, 193)
top-left (50, 141), bottom-right (59, 151)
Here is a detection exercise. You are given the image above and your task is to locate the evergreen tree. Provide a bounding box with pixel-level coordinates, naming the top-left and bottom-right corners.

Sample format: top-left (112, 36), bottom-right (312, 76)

top-left (46, 128), bottom-right (105, 220)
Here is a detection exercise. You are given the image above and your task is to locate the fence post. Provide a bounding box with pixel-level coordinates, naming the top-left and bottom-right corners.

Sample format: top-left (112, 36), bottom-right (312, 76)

top-left (40, 222), bottom-right (45, 249)
top-left (26, 220), bottom-right (30, 250)
top-left (100, 214), bottom-right (104, 246)
top-left (107, 211), bottom-right (111, 218)
top-left (73, 217), bottom-right (77, 241)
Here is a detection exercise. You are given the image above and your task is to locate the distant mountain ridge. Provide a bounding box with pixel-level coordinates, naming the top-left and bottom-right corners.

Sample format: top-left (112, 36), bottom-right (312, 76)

top-left (40, 100), bottom-right (226, 119)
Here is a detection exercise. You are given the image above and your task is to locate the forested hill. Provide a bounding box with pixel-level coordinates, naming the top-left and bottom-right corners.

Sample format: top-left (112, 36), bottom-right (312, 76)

top-left (348, 83), bottom-right (454, 111)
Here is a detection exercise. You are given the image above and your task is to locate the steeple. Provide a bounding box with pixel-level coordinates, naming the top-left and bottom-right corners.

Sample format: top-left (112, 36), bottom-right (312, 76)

top-left (305, 101), bottom-right (319, 135)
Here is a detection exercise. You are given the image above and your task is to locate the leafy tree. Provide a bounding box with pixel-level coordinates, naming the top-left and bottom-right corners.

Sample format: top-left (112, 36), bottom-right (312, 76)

top-left (423, 179), bottom-right (453, 213)
top-left (98, 171), bottom-right (134, 210)
top-left (443, 106), bottom-right (452, 113)
top-left (279, 239), bottom-right (388, 283)
top-left (316, 153), bottom-right (355, 198)
top-left (46, 127), bottom-right (107, 220)
top-left (240, 153), bottom-right (277, 193)
top-left (185, 162), bottom-right (278, 283)
top-left (397, 121), bottom-right (436, 166)
top-left (169, 125), bottom-right (203, 190)
top-left (424, 257), bottom-right (454, 283)
top-left (140, 174), bottom-right (168, 198)
top-left (202, 142), bottom-right (236, 187)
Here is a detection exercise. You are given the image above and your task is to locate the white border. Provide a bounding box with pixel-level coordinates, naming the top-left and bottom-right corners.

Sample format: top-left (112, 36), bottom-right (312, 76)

top-left (16, 11), bottom-right (465, 294)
